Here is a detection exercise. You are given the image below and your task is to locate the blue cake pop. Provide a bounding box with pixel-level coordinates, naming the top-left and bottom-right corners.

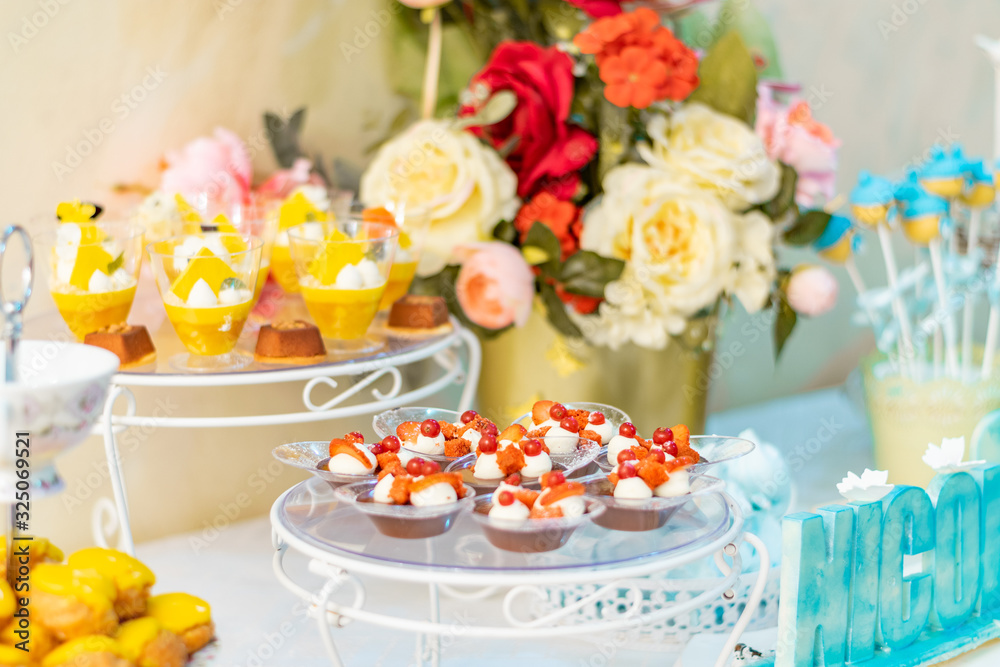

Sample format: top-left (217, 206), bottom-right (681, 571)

top-left (850, 171), bottom-right (895, 226)
top-left (962, 158), bottom-right (997, 207)
top-left (894, 172), bottom-right (948, 246)
top-left (919, 144), bottom-right (965, 198)
top-left (813, 214), bottom-right (861, 264)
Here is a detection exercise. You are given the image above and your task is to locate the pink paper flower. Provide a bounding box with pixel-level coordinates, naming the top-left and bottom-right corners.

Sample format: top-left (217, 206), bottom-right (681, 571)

top-left (454, 242), bottom-right (534, 329)
top-left (161, 127), bottom-right (252, 207)
top-left (785, 265), bottom-right (838, 317)
top-left (255, 158), bottom-right (324, 200)
top-left (756, 84), bottom-right (840, 207)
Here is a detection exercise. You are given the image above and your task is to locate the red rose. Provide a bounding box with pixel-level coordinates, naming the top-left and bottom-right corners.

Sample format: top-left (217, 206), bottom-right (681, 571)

top-left (460, 41), bottom-right (598, 200)
top-left (566, 0), bottom-right (623, 17)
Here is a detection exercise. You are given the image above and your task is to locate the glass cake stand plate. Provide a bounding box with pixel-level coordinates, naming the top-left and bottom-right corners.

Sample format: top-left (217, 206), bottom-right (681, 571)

top-left (273, 477), bottom-right (733, 574)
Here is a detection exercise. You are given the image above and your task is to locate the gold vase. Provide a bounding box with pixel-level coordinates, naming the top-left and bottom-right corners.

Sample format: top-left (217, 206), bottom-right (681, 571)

top-left (477, 306), bottom-right (715, 434)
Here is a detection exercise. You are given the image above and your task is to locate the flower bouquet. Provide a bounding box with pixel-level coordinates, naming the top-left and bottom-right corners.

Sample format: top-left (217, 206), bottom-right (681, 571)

top-left (357, 0), bottom-right (842, 426)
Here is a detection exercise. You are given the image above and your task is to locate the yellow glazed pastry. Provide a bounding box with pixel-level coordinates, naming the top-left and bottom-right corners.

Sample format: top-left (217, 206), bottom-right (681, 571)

top-left (1, 616), bottom-right (57, 662)
top-left (0, 580), bottom-right (15, 626)
top-left (41, 635), bottom-right (128, 667)
top-left (0, 537), bottom-right (64, 579)
top-left (68, 549), bottom-right (155, 620)
top-left (0, 644), bottom-right (31, 665)
top-left (145, 593), bottom-right (214, 654)
top-left (117, 618), bottom-right (187, 667)
top-left (31, 564), bottom-right (118, 640)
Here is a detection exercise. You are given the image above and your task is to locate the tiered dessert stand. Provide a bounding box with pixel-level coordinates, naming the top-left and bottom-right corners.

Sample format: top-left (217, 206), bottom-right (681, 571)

top-left (270, 478), bottom-right (768, 667)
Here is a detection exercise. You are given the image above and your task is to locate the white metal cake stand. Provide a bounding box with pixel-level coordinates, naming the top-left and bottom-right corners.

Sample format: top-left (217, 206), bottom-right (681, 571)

top-left (270, 478), bottom-right (769, 667)
top-left (84, 315), bottom-right (480, 555)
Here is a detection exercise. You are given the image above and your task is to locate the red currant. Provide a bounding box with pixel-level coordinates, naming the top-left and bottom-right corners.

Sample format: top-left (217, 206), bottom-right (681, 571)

top-left (559, 416), bottom-right (579, 433)
top-left (619, 422), bottom-right (637, 438)
top-left (421, 419), bottom-right (441, 438)
top-left (460, 410), bottom-right (478, 424)
top-left (370, 443), bottom-right (386, 456)
top-left (618, 462), bottom-right (638, 479)
top-left (479, 434), bottom-right (498, 454)
top-left (648, 449), bottom-right (666, 464)
top-left (483, 422), bottom-right (499, 437)
top-left (665, 442), bottom-right (679, 457)
top-left (523, 439), bottom-right (542, 457)
top-left (653, 427), bottom-right (673, 445)
top-left (617, 449), bottom-right (637, 465)
top-left (406, 458), bottom-right (425, 476)
top-left (498, 490), bottom-right (515, 506)
top-left (590, 412), bottom-right (606, 425)
top-left (348, 431), bottom-right (364, 442)
top-left (504, 473), bottom-right (522, 486)
top-left (421, 460), bottom-right (440, 476)
top-left (549, 403), bottom-right (568, 420)
top-left (381, 435), bottom-right (401, 453)
top-left (542, 471), bottom-right (565, 488)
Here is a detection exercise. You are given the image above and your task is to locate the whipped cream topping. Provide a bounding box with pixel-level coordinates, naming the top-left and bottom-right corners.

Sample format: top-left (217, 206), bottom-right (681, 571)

top-left (373, 474), bottom-right (395, 503)
top-left (460, 428), bottom-right (483, 449)
top-left (587, 419), bottom-right (614, 444)
top-left (410, 481), bottom-right (458, 506)
top-left (521, 451), bottom-right (553, 478)
top-left (334, 259), bottom-right (383, 290)
top-left (472, 452), bottom-right (505, 479)
top-left (614, 476), bottom-right (653, 500)
top-left (488, 499), bottom-right (529, 523)
top-left (607, 435), bottom-right (641, 465)
top-left (543, 494), bottom-right (585, 518)
top-left (183, 278), bottom-right (251, 308)
top-left (543, 426), bottom-right (579, 444)
top-left (653, 469), bottom-right (690, 497)
top-left (86, 268), bottom-right (133, 293)
top-left (405, 432), bottom-right (445, 456)
top-left (327, 448), bottom-right (377, 475)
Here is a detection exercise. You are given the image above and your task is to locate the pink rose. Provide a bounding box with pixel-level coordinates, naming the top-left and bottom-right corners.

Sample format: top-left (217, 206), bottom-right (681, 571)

top-left (255, 158), bottom-right (325, 200)
top-left (785, 265), bottom-right (838, 317)
top-left (398, 0), bottom-right (450, 7)
top-left (756, 84), bottom-right (840, 207)
top-left (454, 242), bottom-right (534, 329)
top-left (161, 127), bottom-right (252, 207)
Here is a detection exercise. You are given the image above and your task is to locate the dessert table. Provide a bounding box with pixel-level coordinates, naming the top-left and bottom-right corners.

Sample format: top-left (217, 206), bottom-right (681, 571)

top-left (128, 382), bottom-right (1000, 665)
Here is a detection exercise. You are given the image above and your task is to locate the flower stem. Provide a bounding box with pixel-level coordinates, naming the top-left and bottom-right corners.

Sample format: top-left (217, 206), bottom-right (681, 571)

top-left (421, 9), bottom-right (444, 120)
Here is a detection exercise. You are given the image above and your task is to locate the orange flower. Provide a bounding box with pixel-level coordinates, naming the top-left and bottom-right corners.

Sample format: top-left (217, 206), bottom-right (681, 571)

top-left (600, 47), bottom-right (668, 109)
top-left (514, 192), bottom-right (582, 260)
top-left (574, 7), bottom-right (699, 108)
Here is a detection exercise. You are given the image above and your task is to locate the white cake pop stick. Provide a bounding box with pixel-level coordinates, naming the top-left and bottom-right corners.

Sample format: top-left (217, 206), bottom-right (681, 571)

top-left (928, 238), bottom-right (959, 377)
top-left (983, 241), bottom-right (1000, 378)
top-left (876, 225), bottom-right (915, 377)
top-left (961, 209), bottom-right (981, 379)
top-left (977, 34), bottom-right (1000, 378)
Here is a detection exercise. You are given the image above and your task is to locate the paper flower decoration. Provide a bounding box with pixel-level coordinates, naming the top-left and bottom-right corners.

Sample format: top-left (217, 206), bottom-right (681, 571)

top-left (922, 436), bottom-right (986, 473)
top-left (836, 469), bottom-right (894, 502)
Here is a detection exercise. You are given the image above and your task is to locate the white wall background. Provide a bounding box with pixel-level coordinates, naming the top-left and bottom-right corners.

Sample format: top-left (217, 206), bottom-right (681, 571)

top-left (2, 0), bottom-right (1000, 545)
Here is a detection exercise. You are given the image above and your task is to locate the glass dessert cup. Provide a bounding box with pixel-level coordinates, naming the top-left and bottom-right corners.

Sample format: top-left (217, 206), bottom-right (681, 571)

top-left (596, 435), bottom-right (756, 473)
top-left (147, 233), bottom-right (262, 372)
top-left (369, 203), bottom-right (431, 311)
top-left (445, 436), bottom-right (600, 494)
top-left (40, 221), bottom-right (144, 340)
top-left (334, 479), bottom-right (475, 539)
top-left (372, 407), bottom-right (462, 440)
top-left (585, 473), bottom-right (725, 532)
top-left (288, 218), bottom-right (398, 356)
top-left (272, 441), bottom-right (377, 491)
top-left (514, 402), bottom-right (632, 431)
top-left (268, 187), bottom-right (348, 294)
top-left (471, 494), bottom-right (605, 553)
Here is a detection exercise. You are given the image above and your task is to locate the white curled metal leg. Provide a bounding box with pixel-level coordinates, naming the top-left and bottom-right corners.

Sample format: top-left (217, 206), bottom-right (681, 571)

top-left (714, 533), bottom-right (771, 667)
top-left (456, 328), bottom-right (481, 412)
top-left (437, 584), bottom-right (500, 601)
top-left (99, 384), bottom-right (136, 555)
top-left (316, 579), bottom-right (347, 667)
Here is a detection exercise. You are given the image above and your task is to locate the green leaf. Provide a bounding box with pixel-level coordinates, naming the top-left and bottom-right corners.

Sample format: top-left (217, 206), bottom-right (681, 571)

top-left (688, 30), bottom-right (758, 124)
top-left (559, 251), bottom-right (625, 298)
top-left (264, 108), bottom-right (307, 168)
top-left (762, 162), bottom-right (798, 220)
top-left (540, 281), bottom-right (583, 338)
top-left (492, 219), bottom-right (518, 244)
top-left (220, 277), bottom-right (248, 291)
top-left (523, 221), bottom-right (562, 275)
top-left (782, 210), bottom-right (832, 246)
top-left (106, 252), bottom-right (124, 274)
top-left (453, 90), bottom-right (518, 131)
top-left (772, 293), bottom-right (797, 358)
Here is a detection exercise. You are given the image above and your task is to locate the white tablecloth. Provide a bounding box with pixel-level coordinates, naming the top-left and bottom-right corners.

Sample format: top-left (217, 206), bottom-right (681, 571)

top-left (136, 385), bottom-right (998, 665)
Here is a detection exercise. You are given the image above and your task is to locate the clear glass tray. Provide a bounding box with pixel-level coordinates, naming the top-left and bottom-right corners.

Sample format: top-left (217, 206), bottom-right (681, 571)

top-left (275, 477), bottom-right (733, 572)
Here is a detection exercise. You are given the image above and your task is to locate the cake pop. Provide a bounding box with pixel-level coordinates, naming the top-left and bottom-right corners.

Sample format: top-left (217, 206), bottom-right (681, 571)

top-left (918, 145), bottom-right (965, 199)
top-left (850, 171), bottom-right (895, 226)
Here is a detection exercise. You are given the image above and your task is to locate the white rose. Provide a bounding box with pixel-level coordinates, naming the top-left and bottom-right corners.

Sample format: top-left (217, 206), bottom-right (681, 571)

top-left (360, 120), bottom-right (519, 275)
top-left (637, 103), bottom-right (781, 211)
top-left (573, 164), bottom-right (775, 350)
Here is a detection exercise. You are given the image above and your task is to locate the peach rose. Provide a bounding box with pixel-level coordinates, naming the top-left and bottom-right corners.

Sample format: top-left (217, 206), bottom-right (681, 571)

top-left (161, 127), bottom-right (252, 207)
top-left (454, 242), bottom-right (534, 329)
top-left (398, 0), bottom-right (451, 6)
top-left (785, 264), bottom-right (838, 317)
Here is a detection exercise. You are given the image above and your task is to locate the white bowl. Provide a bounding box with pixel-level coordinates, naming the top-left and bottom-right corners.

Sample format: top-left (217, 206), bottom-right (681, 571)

top-left (0, 340), bottom-right (119, 497)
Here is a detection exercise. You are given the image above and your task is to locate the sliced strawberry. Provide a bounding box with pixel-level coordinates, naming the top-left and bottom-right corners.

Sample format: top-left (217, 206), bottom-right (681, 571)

top-left (329, 439), bottom-right (373, 468)
top-left (529, 504), bottom-right (565, 519)
top-left (500, 423), bottom-right (527, 443)
top-left (672, 424), bottom-right (690, 448)
top-left (409, 472), bottom-right (464, 495)
top-left (532, 400), bottom-right (555, 425)
top-left (514, 488), bottom-right (540, 508)
top-left (396, 421), bottom-right (421, 443)
top-left (538, 482), bottom-right (585, 506)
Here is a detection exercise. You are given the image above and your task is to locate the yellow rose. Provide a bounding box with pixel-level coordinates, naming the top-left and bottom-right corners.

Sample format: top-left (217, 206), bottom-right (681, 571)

top-left (637, 103), bottom-right (781, 211)
top-left (360, 120), bottom-right (519, 275)
top-left (573, 165), bottom-right (775, 350)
